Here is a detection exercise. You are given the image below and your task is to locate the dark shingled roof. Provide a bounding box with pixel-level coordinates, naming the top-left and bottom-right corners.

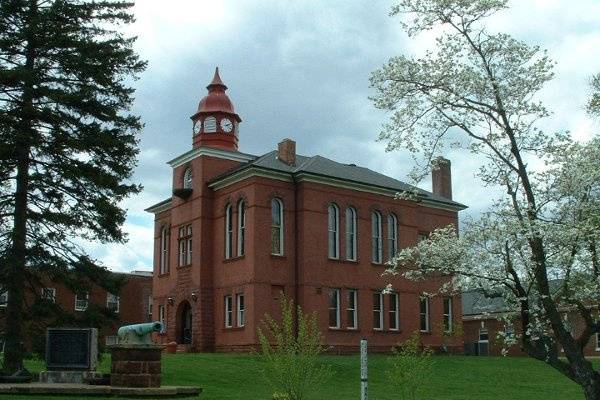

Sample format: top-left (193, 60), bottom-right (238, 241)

top-left (211, 150), bottom-right (466, 209)
top-left (461, 291), bottom-right (509, 316)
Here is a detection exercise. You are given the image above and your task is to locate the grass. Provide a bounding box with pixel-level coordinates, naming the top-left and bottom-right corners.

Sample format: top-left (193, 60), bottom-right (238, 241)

top-left (0, 353), bottom-right (596, 400)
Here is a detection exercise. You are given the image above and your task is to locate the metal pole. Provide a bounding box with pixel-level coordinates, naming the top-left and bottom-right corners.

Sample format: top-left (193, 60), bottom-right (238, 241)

top-left (360, 338), bottom-right (368, 400)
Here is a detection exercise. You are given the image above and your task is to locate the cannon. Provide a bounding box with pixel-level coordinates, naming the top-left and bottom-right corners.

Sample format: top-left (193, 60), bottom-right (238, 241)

top-left (117, 321), bottom-right (163, 345)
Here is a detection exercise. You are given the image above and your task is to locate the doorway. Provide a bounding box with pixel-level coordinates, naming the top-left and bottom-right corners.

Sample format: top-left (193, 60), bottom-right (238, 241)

top-left (177, 301), bottom-right (193, 344)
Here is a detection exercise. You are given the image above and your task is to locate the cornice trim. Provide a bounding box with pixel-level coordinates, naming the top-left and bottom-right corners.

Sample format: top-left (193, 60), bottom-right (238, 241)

top-left (168, 146), bottom-right (256, 168)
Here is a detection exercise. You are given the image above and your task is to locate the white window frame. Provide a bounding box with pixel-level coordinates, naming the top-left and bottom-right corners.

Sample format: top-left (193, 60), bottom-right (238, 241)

top-left (387, 214), bottom-right (398, 261)
top-left (186, 225), bottom-right (192, 265)
top-left (419, 296), bottom-right (430, 332)
top-left (596, 332), bottom-right (600, 352)
top-left (345, 207), bottom-right (357, 261)
top-left (0, 288), bottom-right (7, 307)
top-left (236, 293), bottom-right (245, 327)
top-left (225, 204), bottom-right (233, 259)
top-left (443, 297), bottom-right (453, 333)
top-left (328, 204), bottom-right (340, 259)
top-left (389, 292), bottom-right (399, 331)
top-left (107, 293), bottom-right (120, 313)
top-left (225, 295), bottom-right (233, 328)
top-left (183, 168), bottom-right (192, 189)
top-left (148, 296), bottom-right (153, 321)
top-left (42, 287), bottom-right (56, 303)
top-left (373, 292), bottom-right (384, 330)
top-left (346, 289), bottom-right (358, 330)
top-left (271, 198), bottom-right (284, 255)
top-left (75, 292), bottom-right (89, 312)
top-left (372, 211), bottom-right (383, 264)
top-left (159, 226), bottom-right (169, 274)
top-left (158, 304), bottom-right (166, 326)
top-left (328, 289), bottom-right (341, 329)
top-left (237, 200), bottom-right (245, 256)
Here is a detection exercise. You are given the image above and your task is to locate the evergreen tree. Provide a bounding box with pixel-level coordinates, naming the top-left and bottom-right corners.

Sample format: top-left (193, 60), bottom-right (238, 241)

top-left (0, 0), bottom-right (145, 373)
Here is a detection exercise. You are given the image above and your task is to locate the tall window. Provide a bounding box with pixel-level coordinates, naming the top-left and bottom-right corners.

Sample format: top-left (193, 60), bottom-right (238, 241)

top-left (373, 292), bottom-right (383, 330)
top-left (75, 292), bottom-right (89, 311)
top-left (347, 289), bottom-right (358, 329)
top-left (183, 168), bottom-right (192, 189)
top-left (237, 293), bottom-right (245, 327)
top-left (328, 204), bottom-right (339, 259)
top-left (271, 198), bottom-right (284, 255)
top-left (178, 224), bottom-right (192, 266)
top-left (389, 292), bottom-right (399, 331)
top-left (225, 204), bottom-right (233, 259)
top-left (345, 207), bottom-right (357, 261)
top-left (158, 305), bottom-right (166, 328)
top-left (224, 295), bottom-right (233, 328)
top-left (159, 226), bottom-right (169, 274)
top-left (237, 200), bottom-right (246, 256)
top-left (148, 296), bottom-right (153, 321)
top-left (372, 211), bottom-right (382, 263)
top-left (107, 293), bottom-right (120, 313)
top-left (329, 289), bottom-right (341, 328)
top-left (443, 297), bottom-right (453, 332)
top-left (42, 288), bottom-right (56, 303)
top-left (204, 116), bottom-right (217, 133)
top-left (420, 296), bottom-right (430, 332)
top-left (596, 333), bottom-right (600, 351)
top-left (387, 214), bottom-right (398, 260)
top-left (0, 287), bottom-right (7, 306)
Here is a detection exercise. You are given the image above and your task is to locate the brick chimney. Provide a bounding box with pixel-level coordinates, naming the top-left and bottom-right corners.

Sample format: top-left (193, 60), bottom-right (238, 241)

top-left (431, 157), bottom-right (452, 200)
top-left (277, 139), bottom-right (296, 166)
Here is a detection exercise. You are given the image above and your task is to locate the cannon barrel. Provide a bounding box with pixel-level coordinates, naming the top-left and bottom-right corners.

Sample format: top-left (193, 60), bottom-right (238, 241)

top-left (117, 322), bottom-right (163, 345)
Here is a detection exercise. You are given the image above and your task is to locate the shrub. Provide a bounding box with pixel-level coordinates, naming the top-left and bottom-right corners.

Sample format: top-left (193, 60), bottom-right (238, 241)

top-left (257, 296), bottom-right (331, 400)
top-left (387, 331), bottom-right (434, 400)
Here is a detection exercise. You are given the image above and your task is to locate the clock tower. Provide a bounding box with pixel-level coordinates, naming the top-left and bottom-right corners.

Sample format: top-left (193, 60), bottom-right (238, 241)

top-left (191, 67), bottom-right (242, 151)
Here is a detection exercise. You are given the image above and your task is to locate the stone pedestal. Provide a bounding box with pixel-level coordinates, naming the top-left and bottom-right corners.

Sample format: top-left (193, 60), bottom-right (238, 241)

top-left (110, 345), bottom-right (162, 388)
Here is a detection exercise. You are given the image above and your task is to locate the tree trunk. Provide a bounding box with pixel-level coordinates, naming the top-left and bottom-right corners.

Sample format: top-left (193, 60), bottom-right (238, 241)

top-left (582, 374), bottom-right (600, 400)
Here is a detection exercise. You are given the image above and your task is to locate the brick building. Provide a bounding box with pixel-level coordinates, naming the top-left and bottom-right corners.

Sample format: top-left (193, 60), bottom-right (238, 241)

top-left (462, 290), bottom-right (600, 357)
top-left (0, 271), bottom-right (153, 350)
top-left (146, 69), bottom-right (467, 353)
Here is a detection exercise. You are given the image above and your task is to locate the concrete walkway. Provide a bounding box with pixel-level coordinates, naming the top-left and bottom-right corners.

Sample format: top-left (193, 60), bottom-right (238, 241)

top-left (0, 382), bottom-right (201, 397)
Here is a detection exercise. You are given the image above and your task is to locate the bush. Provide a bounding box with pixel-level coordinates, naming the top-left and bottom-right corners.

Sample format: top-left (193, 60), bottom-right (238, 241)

top-left (257, 296), bottom-right (331, 400)
top-left (387, 331), bottom-right (434, 400)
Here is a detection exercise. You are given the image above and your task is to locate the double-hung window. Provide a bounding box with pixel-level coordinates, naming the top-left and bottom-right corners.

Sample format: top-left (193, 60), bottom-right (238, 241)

top-left (237, 293), bottom-right (245, 327)
top-left (329, 289), bottom-right (341, 328)
top-left (75, 292), bottom-right (89, 311)
top-left (158, 305), bottom-right (166, 328)
top-left (373, 292), bottom-right (384, 330)
top-left (159, 226), bottom-right (169, 274)
top-left (107, 293), bottom-right (120, 313)
top-left (225, 295), bottom-right (233, 328)
top-left (346, 207), bottom-right (357, 261)
top-left (443, 297), bottom-right (453, 333)
top-left (389, 292), bottom-right (399, 331)
top-left (237, 200), bottom-right (246, 256)
top-left (387, 214), bottom-right (398, 260)
top-left (420, 296), bottom-right (430, 332)
top-left (42, 288), bottom-right (56, 303)
top-left (347, 290), bottom-right (358, 329)
top-left (372, 212), bottom-right (382, 263)
top-left (271, 199), bottom-right (284, 255)
top-left (225, 204), bottom-right (233, 259)
top-left (0, 288), bottom-right (7, 307)
top-left (328, 204), bottom-right (339, 259)
top-left (178, 224), bottom-right (192, 266)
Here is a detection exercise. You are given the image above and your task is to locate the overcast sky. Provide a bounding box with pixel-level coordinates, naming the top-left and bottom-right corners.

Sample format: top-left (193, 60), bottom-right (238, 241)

top-left (91, 0), bottom-right (600, 273)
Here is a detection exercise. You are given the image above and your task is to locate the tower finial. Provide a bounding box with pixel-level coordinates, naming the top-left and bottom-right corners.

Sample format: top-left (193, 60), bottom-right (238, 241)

top-left (207, 66), bottom-right (226, 90)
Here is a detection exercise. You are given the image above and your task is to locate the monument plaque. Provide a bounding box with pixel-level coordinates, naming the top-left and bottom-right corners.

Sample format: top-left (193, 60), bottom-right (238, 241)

top-left (46, 328), bottom-right (98, 371)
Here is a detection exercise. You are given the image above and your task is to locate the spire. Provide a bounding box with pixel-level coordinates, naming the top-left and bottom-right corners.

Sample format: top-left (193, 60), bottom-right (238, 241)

top-left (207, 67), bottom-right (227, 91)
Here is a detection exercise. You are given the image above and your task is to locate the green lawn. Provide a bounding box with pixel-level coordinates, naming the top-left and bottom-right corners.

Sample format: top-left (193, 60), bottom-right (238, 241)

top-left (0, 353), bottom-right (595, 399)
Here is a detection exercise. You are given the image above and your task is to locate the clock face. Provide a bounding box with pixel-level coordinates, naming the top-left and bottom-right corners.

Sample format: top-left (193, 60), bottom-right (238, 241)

top-left (193, 120), bottom-right (202, 135)
top-left (220, 118), bottom-right (233, 133)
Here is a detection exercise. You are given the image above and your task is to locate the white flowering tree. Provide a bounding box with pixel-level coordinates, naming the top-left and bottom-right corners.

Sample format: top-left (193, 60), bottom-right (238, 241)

top-left (370, 1), bottom-right (600, 398)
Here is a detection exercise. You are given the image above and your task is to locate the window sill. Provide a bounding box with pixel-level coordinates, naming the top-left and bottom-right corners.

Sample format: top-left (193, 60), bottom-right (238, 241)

top-left (329, 327), bottom-right (360, 332)
top-left (223, 255), bottom-right (245, 263)
top-left (223, 326), bottom-right (245, 331)
top-left (158, 272), bottom-right (170, 278)
top-left (371, 262), bottom-right (385, 267)
top-left (328, 258), bottom-right (359, 265)
top-left (177, 264), bottom-right (192, 269)
top-left (372, 329), bottom-right (402, 334)
top-left (420, 330), bottom-right (431, 335)
top-left (270, 254), bottom-right (286, 259)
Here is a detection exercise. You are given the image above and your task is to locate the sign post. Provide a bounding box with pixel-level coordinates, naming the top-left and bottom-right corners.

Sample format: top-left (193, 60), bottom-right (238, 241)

top-left (360, 338), bottom-right (368, 400)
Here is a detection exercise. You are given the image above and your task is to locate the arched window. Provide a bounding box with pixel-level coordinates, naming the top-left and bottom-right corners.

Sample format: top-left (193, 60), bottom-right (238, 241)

top-left (271, 198), bottom-right (284, 255)
top-left (159, 226), bottom-right (169, 274)
top-left (183, 168), bottom-right (192, 189)
top-left (204, 116), bottom-right (217, 133)
top-left (346, 207), bottom-right (357, 261)
top-left (372, 211), bottom-right (382, 263)
top-left (387, 213), bottom-right (398, 260)
top-left (237, 200), bottom-right (245, 256)
top-left (225, 204), bottom-right (233, 259)
top-left (328, 204), bottom-right (339, 259)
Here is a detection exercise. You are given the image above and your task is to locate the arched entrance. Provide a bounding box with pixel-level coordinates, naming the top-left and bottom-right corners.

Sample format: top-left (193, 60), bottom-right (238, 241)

top-left (176, 301), bottom-right (193, 344)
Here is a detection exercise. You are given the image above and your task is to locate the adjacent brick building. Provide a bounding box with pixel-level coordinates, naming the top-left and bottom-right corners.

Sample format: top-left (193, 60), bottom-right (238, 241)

top-left (146, 68), bottom-right (467, 353)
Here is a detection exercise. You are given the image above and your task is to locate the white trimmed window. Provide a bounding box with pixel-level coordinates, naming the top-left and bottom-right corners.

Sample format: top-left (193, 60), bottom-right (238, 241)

top-left (75, 292), bottom-right (89, 311)
top-left (237, 200), bottom-right (246, 256)
top-left (596, 333), bottom-right (600, 351)
top-left (271, 198), bottom-right (284, 255)
top-left (107, 293), bottom-right (120, 313)
top-left (204, 116), bottom-right (217, 133)
top-left (345, 207), bottom-right (357, 261)
top-left (148, 296), bottom-right (153, 321)
top-left (236, 293), bottom-right (245, 327)
top-left (42, 288), bottom-right (56, 303)
top-left (225, 204), bottom-right (233, 259)
top-left (183, 168), bottom-right (192, 189)
top-left (158, 304), bottom-right (166, 329)
top-left (159, 226), bottom-right (169, 274)
top-left (373, 292), bottom-right (383, 330)
top-left (387, 214), bottom-right (398, 260)
top-left (178, 224), bottom-right (192, 266)
top-left (328, 204), bottom-right (339, 259)
top-left (328, 289), bottom-right (341, 328)
top-left (347, 289), bottom-right (358, 329)
top-left (420, 296), bottom-right (430, 332)
top-left (0, 288), bottom-right (6, 307)
top-left (389, 292), bottom-right (399, 331)
top-left (443, 297), bottom-right (453, 333)
top-left (372, 211), bottom-right (383, 263)
top-left (225, 295), bottom-right (233, 328)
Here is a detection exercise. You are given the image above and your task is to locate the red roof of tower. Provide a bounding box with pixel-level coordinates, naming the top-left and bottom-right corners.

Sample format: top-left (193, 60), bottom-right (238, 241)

top-left (195, 67), bottom-right (239, 117)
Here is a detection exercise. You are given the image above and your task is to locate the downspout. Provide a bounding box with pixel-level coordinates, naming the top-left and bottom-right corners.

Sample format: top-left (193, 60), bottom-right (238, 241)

top-left (293, 174), bottom-right (300, 338)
